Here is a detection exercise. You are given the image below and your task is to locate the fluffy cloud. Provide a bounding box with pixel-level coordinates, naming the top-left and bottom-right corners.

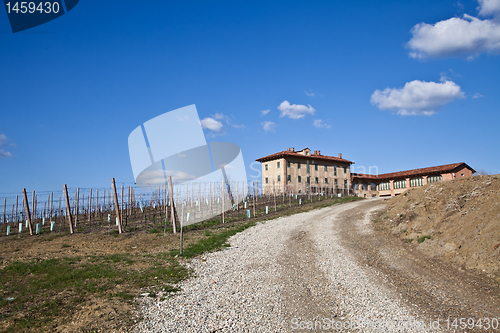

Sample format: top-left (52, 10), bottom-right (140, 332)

top-left (278, 100), bottom-right (316, 119)
top-left (200, 117), bottom-right (224, 132)
top-left (478, 0), bottom-right (500, 17)
top-left (407, 0), bottom-right (500, 59)
top-left (261, 109), bottom-right (270, 115)
top-left (313, 119), bottom-right (331, 128)
top-left (370, 79), bottom-right (465, 115)
top-left (261, 121), bottom-right (276, 133)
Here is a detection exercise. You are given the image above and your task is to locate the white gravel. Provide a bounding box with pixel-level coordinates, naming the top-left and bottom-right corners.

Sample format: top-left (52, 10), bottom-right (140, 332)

top-left (133, 199), bottom-right (433, 332)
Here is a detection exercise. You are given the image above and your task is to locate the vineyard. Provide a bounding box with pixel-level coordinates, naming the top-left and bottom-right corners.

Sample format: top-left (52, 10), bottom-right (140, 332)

top-left (0, 178), bottom-right (353, 240)
top-left (0, 178), bottom-right (358, 332)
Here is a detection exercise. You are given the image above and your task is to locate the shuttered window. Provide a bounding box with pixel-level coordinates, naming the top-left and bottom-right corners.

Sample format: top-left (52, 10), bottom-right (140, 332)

top-left (428, 175), bottom-right (442, 183)
top-left (410, 178), bottom-right (424, 187)
top-left (394, 180), bottom-right (407, 189)
top-left (379, 182), bottom-right (391, 190)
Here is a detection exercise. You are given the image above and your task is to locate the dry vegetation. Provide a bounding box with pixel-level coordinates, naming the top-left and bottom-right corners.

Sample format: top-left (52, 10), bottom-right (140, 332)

top-left (377, 175), bottom-right (500, 283)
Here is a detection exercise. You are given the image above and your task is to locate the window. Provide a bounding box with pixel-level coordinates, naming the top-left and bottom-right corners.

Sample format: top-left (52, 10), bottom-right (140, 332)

top-left (265, 164), bottom-right (268, 171)
top-left (343, 167), bottom-right (347, 174)
top-left (334, 179), bottom-right (338, 186)
top-left (287, 161), bottom-right (290, 168)
top-left (298, 176), bottom-right (302, 183)
top-left (428, 175), bottom-right (442, 183)
top-left (325, 178), bottom-right (328, 184)
top-left (394, 180), bottom-right (407, 189)
top-left (277, 161), bottom-right (280, 168)
top-left (277, 175), bottom-right (281, 182)
top-left (315, 177), bottom-right (319, 183)
top-left (315, 164), bottom-right (318, 171)
top-left (334, 167), bottom-right (337, 176)
top-left (305, 151), bottom-right (309, 156)
top-left (344, 179), bottom-right (348, 188)
top-left (287, 175), bottom-right (291, 182)
top-left (307, 177), bottom-right (311, 184)
top-left (324, 165), bottom-right (327, 172)
top-left (352, 180), bottom-right (359, 190)
top-left (410, 177), bottom-right (424, 187)
top-left (265, 177), bottom-right (268, 184)
top-left (379, 182), bottom-right (390, 190)
top-left (307, 164), bottom-right (310, 173)
top-left (370, 182), bottom-right (376, 190)
top-left (298, 163), bottom-right (301, 169)
top-left (362, 181), bottom-right (368, 190)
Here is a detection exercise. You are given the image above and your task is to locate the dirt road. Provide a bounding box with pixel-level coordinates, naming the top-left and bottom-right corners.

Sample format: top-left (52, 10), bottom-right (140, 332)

top-left (135, 198), bottom-right (500, 332)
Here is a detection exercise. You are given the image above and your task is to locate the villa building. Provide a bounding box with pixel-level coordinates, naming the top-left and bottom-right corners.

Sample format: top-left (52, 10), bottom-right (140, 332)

top-left (256, 148), bottom-right (476, 197)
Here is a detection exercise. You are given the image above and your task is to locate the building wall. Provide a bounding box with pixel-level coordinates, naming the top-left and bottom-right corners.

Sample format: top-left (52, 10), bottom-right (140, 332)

top-left (352, 165), bottom-right (475, 197)
top-left (261, 156), bottom-right (351, 194)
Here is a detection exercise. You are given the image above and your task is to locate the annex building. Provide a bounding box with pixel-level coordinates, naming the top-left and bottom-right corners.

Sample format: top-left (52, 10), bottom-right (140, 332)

top-left (255, 148), bottom-right (476, 197)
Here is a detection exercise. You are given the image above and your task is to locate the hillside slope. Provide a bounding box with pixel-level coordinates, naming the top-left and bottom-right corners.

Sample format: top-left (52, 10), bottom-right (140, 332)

top-left (379, 175), bottom-right (500, 282)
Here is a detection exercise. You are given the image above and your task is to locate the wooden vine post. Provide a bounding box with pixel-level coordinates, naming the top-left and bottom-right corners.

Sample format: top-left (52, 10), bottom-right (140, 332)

top-left (22, 188), bottom-right (33, 235)
top-left (63, 184), bottom-right (74, 234)
top-left (111, 178), bottom-right (123, 234)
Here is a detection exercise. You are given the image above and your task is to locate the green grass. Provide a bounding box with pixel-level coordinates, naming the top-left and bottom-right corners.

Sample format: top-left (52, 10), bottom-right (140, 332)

top-left (417, 235), bottom-right (431, 243)
top-left (0, 253), bottom-right (189, 332)
top-left (172, 221), bottom-right (257, 259)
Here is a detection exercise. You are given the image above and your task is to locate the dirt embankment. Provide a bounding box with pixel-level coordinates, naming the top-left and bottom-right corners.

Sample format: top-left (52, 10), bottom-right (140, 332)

top-left (379, 175), bottom-right (500, 283)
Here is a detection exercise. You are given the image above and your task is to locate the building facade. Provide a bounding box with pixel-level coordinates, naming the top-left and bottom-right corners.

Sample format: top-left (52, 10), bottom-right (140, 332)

top-left (351, 162), bottom-right (476, 197)
top-left (255, 148), bottom-right (353, 195)
top-left (256, 148), bottom-right (476, 197)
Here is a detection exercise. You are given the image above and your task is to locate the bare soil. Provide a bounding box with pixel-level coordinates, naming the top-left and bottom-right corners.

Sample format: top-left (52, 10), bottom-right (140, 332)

top-left (378, 174), bottom-right (500, 283)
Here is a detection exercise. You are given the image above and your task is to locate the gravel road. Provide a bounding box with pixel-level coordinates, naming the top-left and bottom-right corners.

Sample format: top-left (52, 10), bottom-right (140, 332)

top-left (133, 198), bottom-right (500, 332)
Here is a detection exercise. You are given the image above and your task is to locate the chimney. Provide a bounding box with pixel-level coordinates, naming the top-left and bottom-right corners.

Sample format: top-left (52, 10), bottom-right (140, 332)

top-left (316, 150), bottom-right (321, 155)
top-left (291, 148), bottom-right (295, 152)
top-left (286, 148), bottom-right (290, 152)
top-left (338, 153), bottom-right (342, 159)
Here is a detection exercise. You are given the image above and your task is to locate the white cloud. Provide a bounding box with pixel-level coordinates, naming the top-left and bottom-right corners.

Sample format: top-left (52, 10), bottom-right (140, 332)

top-left (213, 112), bottom-right (225, 120)
top-left (200, 117), bottom-right (224, 132)
top-left (277, 100), bottom-right (316, 119)
top-left (0, 134), bottom-right (12, 158)
top-left (305, 90), bottom-right (316, 97)
top-left (261, 109), bottom-right (270, 115)
top-left (478, 0), bottom-right (500, 17)
top-left (371, 79), bottom-right (465, 115)
top-left (138, 169), bottom-right (196, 185)
top-left (261, 121), bottom-right (276, 133)
top-left (473, 92), bottom-right (485, 98)
top-left (313, 119), bottom-right (331, 128)
top-left (0, 150), bottom-right (12, 158)
top-left (407, 6), bottom-right (500, 59)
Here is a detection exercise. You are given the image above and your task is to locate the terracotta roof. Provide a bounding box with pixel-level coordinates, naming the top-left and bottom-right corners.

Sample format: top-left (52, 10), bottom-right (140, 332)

top-left (255, 150), bottom-right (353, 164)
top-left (351, 163), bottom-right (476, 180)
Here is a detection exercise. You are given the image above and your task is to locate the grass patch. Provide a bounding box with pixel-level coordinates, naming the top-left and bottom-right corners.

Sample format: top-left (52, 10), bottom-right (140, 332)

top-left (417, 235), bottom-right (431, 243)
top-left (0, 252), bottom-right (189, 332)
top-left (173, 221), bottom-right (256, 259)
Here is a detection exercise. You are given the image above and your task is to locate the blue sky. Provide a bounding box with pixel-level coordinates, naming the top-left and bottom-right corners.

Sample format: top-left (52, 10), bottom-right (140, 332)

top-left (1, 0), bottom-right (499, 196)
